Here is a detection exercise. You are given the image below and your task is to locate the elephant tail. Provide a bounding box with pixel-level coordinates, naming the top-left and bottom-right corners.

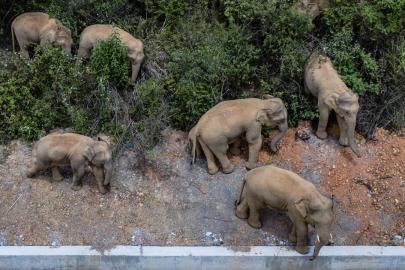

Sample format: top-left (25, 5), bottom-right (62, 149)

top-left (190, 132), bottom-right (198, 165)
top-left (235, 176), bottom-right (247, 205)
top-left (11, 21), bottom-right (15, 52)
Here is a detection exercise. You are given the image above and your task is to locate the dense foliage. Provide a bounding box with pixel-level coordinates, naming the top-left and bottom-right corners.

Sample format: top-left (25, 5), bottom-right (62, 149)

top-left (1, 0), bottom-right (404, 152)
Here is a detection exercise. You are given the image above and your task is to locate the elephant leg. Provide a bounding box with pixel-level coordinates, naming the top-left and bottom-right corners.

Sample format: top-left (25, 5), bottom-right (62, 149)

top-left (316, 106), bottom-right (330, 139)
top-left (295, 223), bottom-right (309, 254)
top-left (210, 142), bottom-right (234, 174)
top-left (245, 131), bottom-right (262, 170)
top-left (18, 41), bottom-right (30, 59)
top-left (51, 166), bottom-right (64, 181)
top-left (336, 114), bottom-right (349, 146)
top-left (246, 194), bottom-right (262, 228)
top-left (195, 140), bottom-right (203, 159)
top-left (77, 46), bottom-right (90, 59)
top-left (71, 163), bottom-right (85, 191)
top-left (235, 197), bottom-right (249, 219)
top-left (91, 165), bottom-right (107, 194)
top-left (197, 138), bottom-right (219, 174)
top-left (229, 137), bottom-right (242, 155)
top-left (289, 225), bottom-right (297, 243)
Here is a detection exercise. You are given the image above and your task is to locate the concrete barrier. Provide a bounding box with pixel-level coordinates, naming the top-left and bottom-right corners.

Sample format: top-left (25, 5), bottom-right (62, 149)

top-left (0, 245), bottom-right (404, 269)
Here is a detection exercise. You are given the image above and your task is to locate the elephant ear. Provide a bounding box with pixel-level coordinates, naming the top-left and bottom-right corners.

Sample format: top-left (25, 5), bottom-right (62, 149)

top-left (262, 94), bottom-right (274, 100)
top-left (256, 109), bottom-right (272, 125)
top-left (47, 29), bottom-right (57, 43)
top-left (324, 93), bottom-right (340, 113)
top-left (92, 151), bottom-right (106, 166)
top-left (295, 199), bottom-right (308, 218)
top-left (83, 146), bottom-right (94, 164)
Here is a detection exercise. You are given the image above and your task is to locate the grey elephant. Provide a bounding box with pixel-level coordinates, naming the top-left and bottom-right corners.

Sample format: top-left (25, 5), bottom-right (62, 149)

top-left (11, 12), bottom-right (72, 59)
top-left (235, 165), bottom-right (333, 260)
top-left (77, 24), bottom-right (144, 82)
top-left (189, 95), bottom-right (288, 174)
top-left (305, 54), bottom-right (361, 157)
top-left (26, 133), bottom-right (113, 194)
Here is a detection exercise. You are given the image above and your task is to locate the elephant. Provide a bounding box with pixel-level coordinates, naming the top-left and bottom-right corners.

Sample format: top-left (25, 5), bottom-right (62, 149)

top-left (296, 0), bottom-right (330, 18)
top-left (189, 95), bottom-right (288, 174)
top-left (11, 12), bottom-right (72, 59)
top-left (305, 54), bottom-right (361, 157)
top-left (26, 133), bottom-right (113, 194)
top-left (235, 165), bottom-right (333, 260)
top-left (77, 24), bottom-right (144, 82)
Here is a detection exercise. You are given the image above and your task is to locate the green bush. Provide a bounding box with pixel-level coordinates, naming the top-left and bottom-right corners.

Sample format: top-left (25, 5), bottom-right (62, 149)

top-left (90, 31), bottom-right (130, 88)
top-left (167, 19), bottom-right (258, 130)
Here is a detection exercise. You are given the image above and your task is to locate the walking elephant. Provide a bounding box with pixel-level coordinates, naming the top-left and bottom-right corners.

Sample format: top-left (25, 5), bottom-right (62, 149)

top-left (11, 12), bottom-right (72, 59)
top-left (305, 54), bottom-right (361, 157)
top-left (26, 133), bottom-right (113, 194)
top-left (77, 24), bottom-right (144, 82)
top-left (235, 165), bottom-right (333, 260)
top-left (189, 95), bottom-right (288, 174)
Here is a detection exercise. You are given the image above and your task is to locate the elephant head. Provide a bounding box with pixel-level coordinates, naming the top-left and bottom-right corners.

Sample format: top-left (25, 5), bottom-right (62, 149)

top-left (325, 92), bottom-right (361, 157)
top-left (48, 24), bottom-right (72, 56)
top-left (126, 40), bottom-right (144, 82)
top-left (256, 95), bottom-right (288, 152)
top-left (83, 138), bottom-right (113, 186)
top-left (295, 195), bottom-right (333, 260)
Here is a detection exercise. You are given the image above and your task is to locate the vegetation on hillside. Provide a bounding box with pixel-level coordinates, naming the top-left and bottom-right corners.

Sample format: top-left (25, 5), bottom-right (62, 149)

top-left (1, 0), bottom-right (404, 153)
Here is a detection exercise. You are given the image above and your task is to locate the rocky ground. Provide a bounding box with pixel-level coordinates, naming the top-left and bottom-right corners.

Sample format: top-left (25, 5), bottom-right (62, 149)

top-left (0, 121), bottom-right (404, 251)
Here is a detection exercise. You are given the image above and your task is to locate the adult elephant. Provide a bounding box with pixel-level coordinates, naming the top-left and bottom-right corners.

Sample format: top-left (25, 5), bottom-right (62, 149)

top-left (77, 24), bottom-right (144, 82)
top-left (296, 0), bottom-right (330, 18)
top-left (189, 95), bottom-right (288, 174)
top-left (235, 165), bottom-right (333, 260)
top-left (305, 54), bottom-right (361, 157)
top-left (26, 133), bottom-right (113, 194)
top-left (11, 12), bottom-right (72, 59)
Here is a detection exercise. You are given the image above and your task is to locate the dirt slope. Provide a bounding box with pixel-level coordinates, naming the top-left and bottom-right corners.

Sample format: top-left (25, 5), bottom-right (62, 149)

top-left (0, 121), bottom-right (404, 250)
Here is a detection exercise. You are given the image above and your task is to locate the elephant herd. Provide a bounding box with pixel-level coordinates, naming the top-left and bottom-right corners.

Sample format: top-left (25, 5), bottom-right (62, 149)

top-left (17, 10), bottom-right (363, 261)
top-left (11, 12), bottom-right (144, 82)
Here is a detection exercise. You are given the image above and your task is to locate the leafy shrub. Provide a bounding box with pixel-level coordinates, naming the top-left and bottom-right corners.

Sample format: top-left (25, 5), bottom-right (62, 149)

top-left (167, 19), bottom-right (259, 130)
top-left (90, 31), bottom-right (130, 88)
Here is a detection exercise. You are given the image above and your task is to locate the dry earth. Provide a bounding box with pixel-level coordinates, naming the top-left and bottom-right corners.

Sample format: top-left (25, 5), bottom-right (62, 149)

top-left (0, 121), bottom-right (404, 251)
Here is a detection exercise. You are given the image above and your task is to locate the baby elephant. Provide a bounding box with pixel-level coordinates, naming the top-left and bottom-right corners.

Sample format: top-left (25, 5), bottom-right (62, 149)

top-left (235, 165), bottom-right (333, 260)
top-left (26, 133), bottom-right (113, 194)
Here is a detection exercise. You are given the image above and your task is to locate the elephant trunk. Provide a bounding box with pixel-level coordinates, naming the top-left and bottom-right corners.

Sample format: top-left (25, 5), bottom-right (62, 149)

top-left (270, 116), bottom-right (288, 152)
top-left (62, 44), bottom-right (72, 56)
top-left (103, 161), bottom-right (113, 186)
top-left (347, 122), bottom-right (361, 157)
top-left (310, 234), bottom-right (329, 260)
top-left (131, 63), bottom-right (141, 82)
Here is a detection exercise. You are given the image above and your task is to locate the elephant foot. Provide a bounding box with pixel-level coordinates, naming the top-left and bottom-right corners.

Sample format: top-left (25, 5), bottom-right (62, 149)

top-left (52, 175), bottom-right (64, 181)
top-left (71, 183), bottom-right (82, 191)
top-left (229, 147), bottom-right (240, 155)
top-left (235, 208), bottom-right (248, 219)
top-left (247, 218), bottom-right (262, 229)
top-left (288, 232), bottom-right (297, 243)
top-left (245, 161), bottom-right (257, 170)
top-left (295, 245), bottom-right (310, 255)
top-left (316, 130), bottom-right (327, 139)
top-left (98, 186), bottom-right (108, 194)
top-left (25, 168), bottom-right (35, 178)
top-left (339, 137), bottom-right (349, 146)
top-left (222, 164), bottom-right (235, 174)
top-left (208, 164), bottom-right (220, 175)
